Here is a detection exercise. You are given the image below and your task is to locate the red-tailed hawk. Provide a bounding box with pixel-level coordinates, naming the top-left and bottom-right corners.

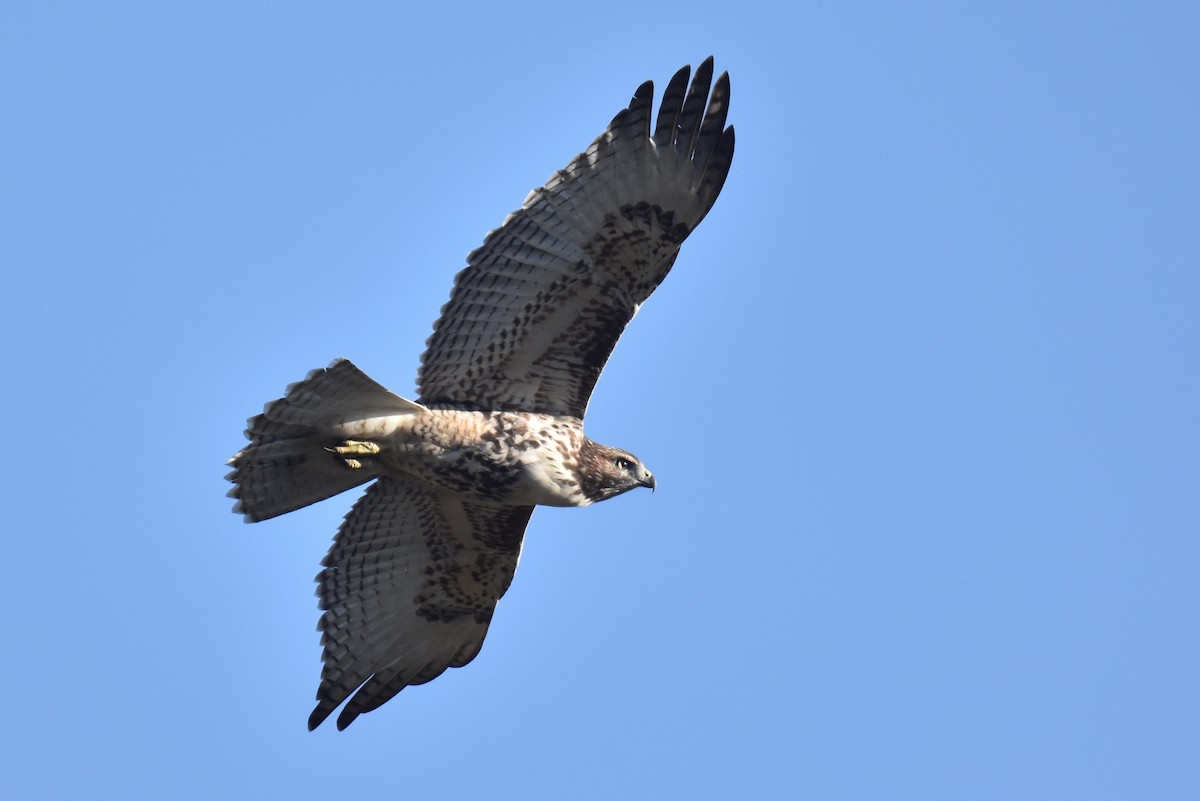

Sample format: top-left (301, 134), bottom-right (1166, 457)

top-left (228, 59), bottom-right (735, 730)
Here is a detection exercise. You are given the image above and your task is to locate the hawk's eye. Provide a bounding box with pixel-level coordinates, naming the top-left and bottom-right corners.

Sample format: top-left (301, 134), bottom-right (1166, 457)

top-left (614, 457), bottom-right (634, 472)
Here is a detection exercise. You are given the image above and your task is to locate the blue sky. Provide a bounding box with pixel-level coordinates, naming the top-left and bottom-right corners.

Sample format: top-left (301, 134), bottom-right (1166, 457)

top-left (3, 2), bottom-right (1198, 799)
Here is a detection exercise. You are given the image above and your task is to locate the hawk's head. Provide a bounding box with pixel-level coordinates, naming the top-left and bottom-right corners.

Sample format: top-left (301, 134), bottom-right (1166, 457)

top-left (577, 439), bottom-right (656, 503)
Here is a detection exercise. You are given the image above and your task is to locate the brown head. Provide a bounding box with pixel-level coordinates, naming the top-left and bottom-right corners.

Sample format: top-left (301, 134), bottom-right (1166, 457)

top-left (577, 439), bottom-right (656, 503)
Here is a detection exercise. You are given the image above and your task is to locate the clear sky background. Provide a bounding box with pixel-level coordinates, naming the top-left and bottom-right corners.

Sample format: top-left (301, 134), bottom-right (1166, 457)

top-left (3, 2), bottom-right (1197, 799)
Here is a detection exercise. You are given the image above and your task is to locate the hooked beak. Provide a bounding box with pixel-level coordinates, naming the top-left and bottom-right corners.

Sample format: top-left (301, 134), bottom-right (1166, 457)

top-left (641, 472), bottom-right (656, 493)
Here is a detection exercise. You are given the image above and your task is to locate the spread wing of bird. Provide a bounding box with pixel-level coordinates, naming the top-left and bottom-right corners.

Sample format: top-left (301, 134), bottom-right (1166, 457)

top-left (308, 476), bottom-right (533, 730)
top-left (417, 58), bottom-right (735, 416)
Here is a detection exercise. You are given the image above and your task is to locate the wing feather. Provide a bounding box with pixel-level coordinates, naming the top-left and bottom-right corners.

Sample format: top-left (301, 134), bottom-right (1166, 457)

top-left (417, 58), bottom-right (735, 417)
top-left (652, 64), bottom-right (692, 148)
top-left (308, 477), bottom-right (532, 730)
top-left (675, 58), bottom-right (713, 158)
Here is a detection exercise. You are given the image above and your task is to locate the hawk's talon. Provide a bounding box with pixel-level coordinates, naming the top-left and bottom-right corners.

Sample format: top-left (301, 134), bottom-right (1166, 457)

top-left (326, 440), bottom-right (380, 470)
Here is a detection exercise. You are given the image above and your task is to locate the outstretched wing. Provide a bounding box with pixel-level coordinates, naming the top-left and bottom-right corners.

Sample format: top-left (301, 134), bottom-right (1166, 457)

top-left (308, 476), bottom-right (533, 730)
top-left (417, 58), bottom-right (735, 417)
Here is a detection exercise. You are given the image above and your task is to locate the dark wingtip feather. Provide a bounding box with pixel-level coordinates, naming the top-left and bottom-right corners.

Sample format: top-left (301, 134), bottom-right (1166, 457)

top-left (653, 63), bottom-right (692, 147)
top-left (692, 70), bottom-right (731, 175)
top-left (335, 708), bottom-right (357, 730)
top-left (630, 78), bottom-right (654, 108)
top-left (619, 78), bottom-right (655, 143)
top-left (308, 703), bottom-right (332, 731)
top-left (676, 58), bottom-right (714, 156)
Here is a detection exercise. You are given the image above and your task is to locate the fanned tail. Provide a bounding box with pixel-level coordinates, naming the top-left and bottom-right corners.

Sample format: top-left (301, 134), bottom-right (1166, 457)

top-left (226, 359), bottom-right (425, 522)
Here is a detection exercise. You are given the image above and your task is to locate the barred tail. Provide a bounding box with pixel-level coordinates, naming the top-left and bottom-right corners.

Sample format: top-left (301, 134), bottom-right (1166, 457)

top-left (226, 358), bottom-right (425, 522)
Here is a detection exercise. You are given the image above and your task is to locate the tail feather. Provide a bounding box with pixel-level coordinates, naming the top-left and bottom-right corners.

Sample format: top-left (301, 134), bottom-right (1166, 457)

top-left (227, 359), bottom-right (425, 522)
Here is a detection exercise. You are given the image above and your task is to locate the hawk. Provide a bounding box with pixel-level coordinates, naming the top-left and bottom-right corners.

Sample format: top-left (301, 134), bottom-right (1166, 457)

top-left (228, 58), bottom-right (735, 730)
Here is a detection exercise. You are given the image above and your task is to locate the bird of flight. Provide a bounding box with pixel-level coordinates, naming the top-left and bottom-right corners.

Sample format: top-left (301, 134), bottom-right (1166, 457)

top-left (228, 58), bottom-right (735, 730)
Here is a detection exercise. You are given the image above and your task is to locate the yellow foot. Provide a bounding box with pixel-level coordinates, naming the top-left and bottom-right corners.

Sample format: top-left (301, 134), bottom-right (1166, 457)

top-left (326, 440), bottom-right (380, 469)
top-left (328, 440), bottom-right (380, 456)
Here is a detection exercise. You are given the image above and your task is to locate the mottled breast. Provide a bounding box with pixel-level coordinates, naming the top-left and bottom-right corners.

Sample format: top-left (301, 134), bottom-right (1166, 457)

top-left (383, 408), bottom-right (590, 507)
